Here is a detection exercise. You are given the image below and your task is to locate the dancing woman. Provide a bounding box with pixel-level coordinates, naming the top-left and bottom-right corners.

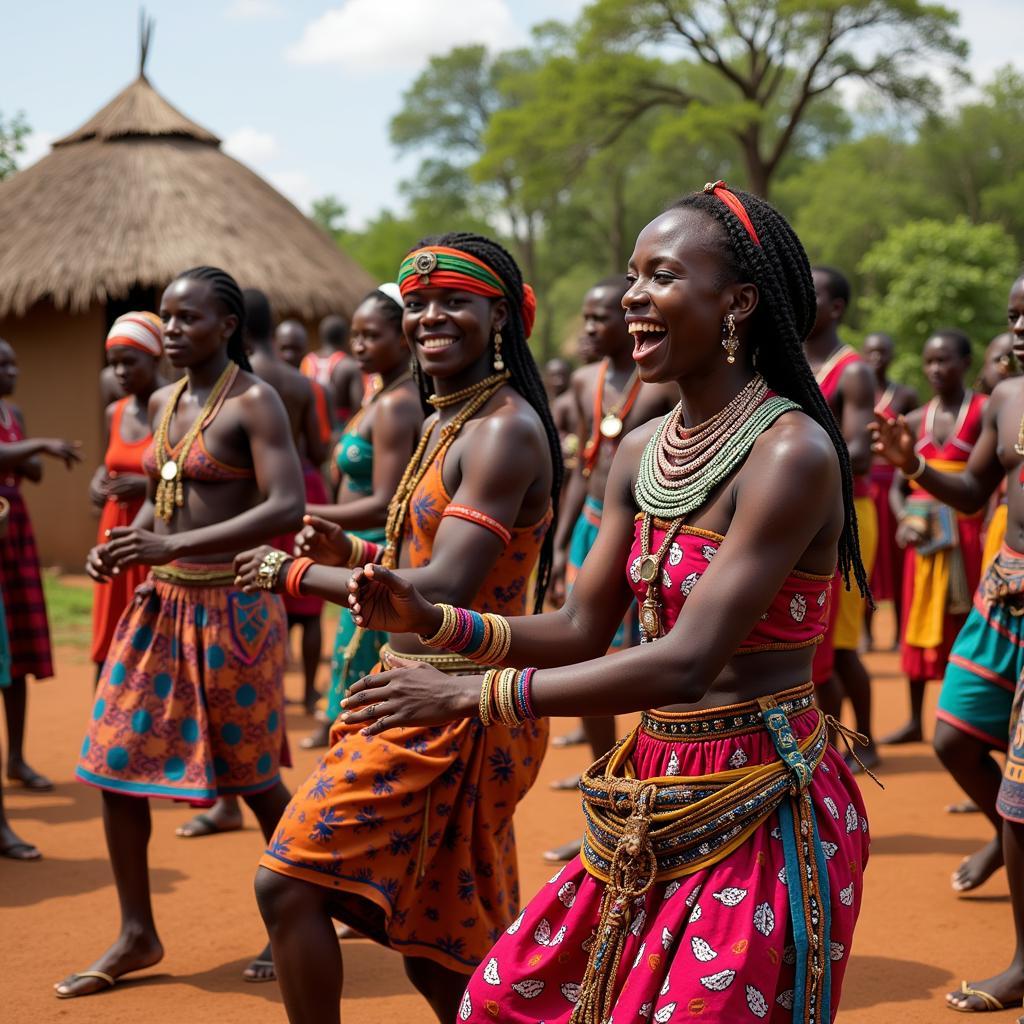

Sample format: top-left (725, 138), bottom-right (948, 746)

top-left (56, 266), bottom-right (305, 998)
top-left (301, 285), bottom-right (423, 749)
top-left (234, 232), bottom-right (561, 1023)
top-left (342, 186), bottom-right (871, 1023)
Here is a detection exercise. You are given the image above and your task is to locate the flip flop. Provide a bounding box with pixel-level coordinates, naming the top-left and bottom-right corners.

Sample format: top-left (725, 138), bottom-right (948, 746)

top-left (175, 812), bottom-right (242, 838)
top-left (947, 980), bottom-right (1014, 1012)
top-left (55, 970), bottom-right (115, 999)
top-left (0, 839), bottom-right (42, 860)
top-left (242, 958), bottom-right (276, 983)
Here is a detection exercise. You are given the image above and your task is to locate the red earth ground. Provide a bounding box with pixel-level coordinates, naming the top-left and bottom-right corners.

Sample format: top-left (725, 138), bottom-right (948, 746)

top-left (2, 608), bottom-right (1021, 1022)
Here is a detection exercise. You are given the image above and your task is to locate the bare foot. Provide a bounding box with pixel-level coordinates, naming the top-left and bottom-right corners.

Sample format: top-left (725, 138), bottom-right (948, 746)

top-left (551, 727), bottom-right (586, 749)
top-left (844, 743), bottom-right (880, 776)
top-left (550, 773), bottom-right (582, 792)
top-left (242, 942), bottom-right (275, 983)
top-left (0, 821), bottom-right (41, 860)
top-left (176, 797), bottom-right (243, 838)
top-left (7, 758), bottom-right (54, 791)
top-left (54, 930), bottom-right (164, 998)
top-left (879, 721), bottom-right (923, 745)
top-left (543, 838), bottom-right (582, 862)
top-left (945, 967), bottom-right (1024, 1011)
top-left (952, 836), bottom-right (1004, 893)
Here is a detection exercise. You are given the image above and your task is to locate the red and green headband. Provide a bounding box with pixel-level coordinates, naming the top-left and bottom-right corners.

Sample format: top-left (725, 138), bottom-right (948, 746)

top-left (398, 245), bottom-right (537, 338)
top-left (703, 180), bottom-right (761, 247)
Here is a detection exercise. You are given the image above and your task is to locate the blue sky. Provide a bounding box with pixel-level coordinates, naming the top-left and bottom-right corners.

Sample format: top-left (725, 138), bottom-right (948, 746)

top-left (5, 0), bottom-right (1021, 226)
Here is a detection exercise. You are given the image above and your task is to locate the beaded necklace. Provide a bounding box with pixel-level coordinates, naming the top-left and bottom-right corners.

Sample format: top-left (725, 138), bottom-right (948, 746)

top-left (633, 375), bottom-right (798, 639)
top-left (152, 362), bottom-right (239, 522)
top-left (429, 371), bottom-right (508, 409)
top-left (381, 370), bottom-right (510, 567)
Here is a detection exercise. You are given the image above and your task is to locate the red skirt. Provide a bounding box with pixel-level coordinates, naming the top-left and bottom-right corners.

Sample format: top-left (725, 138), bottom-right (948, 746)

top-left (869, 463), bottom-right (902, 603)
top-left (91, 496), bottom-right (147, 665)
top-left (0, 487), bottom-right (53, 680)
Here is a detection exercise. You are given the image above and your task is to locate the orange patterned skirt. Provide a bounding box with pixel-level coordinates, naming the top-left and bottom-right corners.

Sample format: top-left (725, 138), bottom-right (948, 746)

top-left (260, 662), bottom-right (549, 972)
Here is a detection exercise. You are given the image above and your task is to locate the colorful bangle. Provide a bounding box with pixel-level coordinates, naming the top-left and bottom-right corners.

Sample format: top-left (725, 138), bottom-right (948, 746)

top-left (285, 556), bottom-right (315, 598)
top-left (517, 667), bottom-right (537, 721)
top-left (421, 605), bottom-right (512, 665)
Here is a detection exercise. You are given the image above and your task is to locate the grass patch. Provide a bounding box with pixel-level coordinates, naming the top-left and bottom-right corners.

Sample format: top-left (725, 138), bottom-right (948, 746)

top-left (42, 571), bottom-right (93, 650)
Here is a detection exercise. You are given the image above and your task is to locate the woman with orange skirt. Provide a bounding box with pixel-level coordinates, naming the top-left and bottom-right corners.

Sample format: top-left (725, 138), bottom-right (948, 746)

top-left (235, 233), bottom-right (562, 1023)
top-left (90, 313), bottom-right (163, 677)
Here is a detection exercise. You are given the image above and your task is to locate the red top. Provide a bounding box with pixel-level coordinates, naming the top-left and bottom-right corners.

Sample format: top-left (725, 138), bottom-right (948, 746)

top-left (911, 391), bottom-right (986, 511)
top-left (816, 345), bottom-right (870, 499)
top-left (300, 350), bottom-right (347, 388)
top-left (0, 402), bottom-right (23, 488)
top-left (105, 398), bottom-right (151, 477)
top-left (627, 518), bottom-right (832, 651)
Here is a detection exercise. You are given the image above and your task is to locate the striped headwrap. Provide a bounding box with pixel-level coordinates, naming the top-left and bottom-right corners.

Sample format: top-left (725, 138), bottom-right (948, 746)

top-left (398, 245), bottom-right (537, 338)
top-left (106, 311), bottom-right (164, 356)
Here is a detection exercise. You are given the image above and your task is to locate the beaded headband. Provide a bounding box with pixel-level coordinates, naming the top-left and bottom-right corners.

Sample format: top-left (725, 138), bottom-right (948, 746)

top-left (398, 245), bottom-right (538, 338)
top-left (703, 180), bottom-right (761, 248)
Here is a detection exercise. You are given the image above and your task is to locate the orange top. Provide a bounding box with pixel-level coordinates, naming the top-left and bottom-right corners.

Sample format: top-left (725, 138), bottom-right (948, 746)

top-left (402, 445), bottom-right (552, 615)
top-left (105, 398), bottom-right (151, 477)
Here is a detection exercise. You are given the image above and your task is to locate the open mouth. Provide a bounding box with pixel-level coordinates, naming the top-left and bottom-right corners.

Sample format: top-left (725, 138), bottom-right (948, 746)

top-left (418, 334), bottom-right (458, 354)
top-left (628, 319), bottom-right (667, 359)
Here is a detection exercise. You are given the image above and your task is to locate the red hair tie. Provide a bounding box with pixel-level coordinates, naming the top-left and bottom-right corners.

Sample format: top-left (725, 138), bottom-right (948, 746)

top-left (704, 180), bottom-right (761, 247)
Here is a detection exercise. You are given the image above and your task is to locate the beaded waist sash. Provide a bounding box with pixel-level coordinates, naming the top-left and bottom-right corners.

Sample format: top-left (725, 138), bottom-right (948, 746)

top-left (151, 562), bottom-right (237, 588)
top-left (573, 683), bottom-right (831, 1024)
top-left (379, 642), bottom-right (478, 676)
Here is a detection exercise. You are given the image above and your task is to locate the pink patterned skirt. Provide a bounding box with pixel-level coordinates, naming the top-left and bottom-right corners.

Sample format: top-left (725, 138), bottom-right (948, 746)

top-left (459, 688), bottom-right (869, 1022)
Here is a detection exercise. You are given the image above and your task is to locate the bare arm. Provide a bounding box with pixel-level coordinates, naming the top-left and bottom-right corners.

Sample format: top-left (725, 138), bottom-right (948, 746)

top-left (840, 361), bottom-right (875, 477)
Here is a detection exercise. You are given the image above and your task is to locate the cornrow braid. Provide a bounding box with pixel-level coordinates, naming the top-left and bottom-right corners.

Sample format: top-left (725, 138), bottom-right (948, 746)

top-left (669, 190), bottom-right (869, 599)
top-left (410, 232), bottom-right (563, 613)
top-left (175, 266), bottom-right (252, 372)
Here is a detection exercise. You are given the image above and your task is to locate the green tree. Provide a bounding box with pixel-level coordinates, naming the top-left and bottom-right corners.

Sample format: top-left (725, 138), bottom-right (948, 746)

top-left (857, 217), bottom-right (1019, 387)
top-left (0, 110), bottom-right (30, 181)
top-left (581, 0), bottom-right (966, 196)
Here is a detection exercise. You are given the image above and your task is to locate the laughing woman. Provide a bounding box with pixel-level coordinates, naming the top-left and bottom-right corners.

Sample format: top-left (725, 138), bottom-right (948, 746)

top-left (340, 187), bottom-right (871, 1024)
top-left (234, 233), bottom-right (561, 1024)
top-left (56, 266), bottom-right (304, 998)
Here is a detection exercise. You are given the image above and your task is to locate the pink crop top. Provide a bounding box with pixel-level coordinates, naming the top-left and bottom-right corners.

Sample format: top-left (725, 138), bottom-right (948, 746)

top-left (627, 517), bottom-right (832, 652)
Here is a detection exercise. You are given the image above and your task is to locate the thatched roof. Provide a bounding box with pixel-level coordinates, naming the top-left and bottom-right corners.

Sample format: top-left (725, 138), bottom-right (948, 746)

top-left (0, 73), bottom-right (375, 319)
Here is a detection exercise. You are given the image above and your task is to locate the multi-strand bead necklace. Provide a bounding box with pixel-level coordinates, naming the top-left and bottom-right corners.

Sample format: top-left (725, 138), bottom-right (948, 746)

top-left (633, 374), bottom-right (799, 638)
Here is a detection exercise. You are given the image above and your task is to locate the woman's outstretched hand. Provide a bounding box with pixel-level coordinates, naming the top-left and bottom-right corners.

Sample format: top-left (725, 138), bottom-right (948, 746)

top-left (870, 414), bottom-right (916, 473)
top-left (341, 653), bottom-right (479, 736)
top-left (293, 514), bottom-right (352, 566)
top-left (347, 564), bottom-right (442, 636)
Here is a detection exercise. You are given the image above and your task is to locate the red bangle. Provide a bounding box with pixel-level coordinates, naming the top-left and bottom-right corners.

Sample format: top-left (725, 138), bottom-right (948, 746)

top-left (285, 557), bottom-right (315, 598)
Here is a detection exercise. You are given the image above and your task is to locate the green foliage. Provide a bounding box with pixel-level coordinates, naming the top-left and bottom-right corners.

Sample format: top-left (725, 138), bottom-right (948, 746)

top-left (0, 110), bottom-right (30, 181)
top-left (42, 572), bottom-right (92, 651)
top-left (857, 218), bottom-right (1020, 388)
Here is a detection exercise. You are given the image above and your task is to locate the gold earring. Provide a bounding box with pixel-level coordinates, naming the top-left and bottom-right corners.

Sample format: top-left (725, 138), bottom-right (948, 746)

top-left (493, 330), bottom-right (505, 372)
top-left (722, 314), bottom-right (739, 364)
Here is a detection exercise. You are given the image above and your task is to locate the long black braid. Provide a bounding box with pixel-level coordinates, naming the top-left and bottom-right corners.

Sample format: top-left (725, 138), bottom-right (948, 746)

top-left (175, 266), bottom-right (252, 371)
top-left (670, 190), bottom-right (869, 598)
top-left (407, 232), bottom-right (564, 613)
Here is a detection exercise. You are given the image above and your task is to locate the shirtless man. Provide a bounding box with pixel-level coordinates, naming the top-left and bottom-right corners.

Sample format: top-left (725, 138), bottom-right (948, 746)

top-left (874, 273), bottom-right (1024, 1013)
top-left (175, 290), bottom-right (327, 847)
top-left (804, 267), bottom-right (880, 770)
top-left (546, 274), bottom-right (676, 861)
top-left (544, 357), bottom-right (578, 473)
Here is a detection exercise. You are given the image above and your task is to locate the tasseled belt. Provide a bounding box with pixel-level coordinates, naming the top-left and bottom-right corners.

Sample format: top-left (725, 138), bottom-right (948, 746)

top-left (573, 683), bottom-right (832, 1024)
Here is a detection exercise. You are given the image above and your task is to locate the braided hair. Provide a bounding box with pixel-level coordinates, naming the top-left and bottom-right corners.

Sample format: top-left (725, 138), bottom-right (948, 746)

top-left (669, 190), bottom-right (869, 597)
top-left (408, 232), bottom-right (563, 612)
top-left (174, 266), bottom-right (252, 371)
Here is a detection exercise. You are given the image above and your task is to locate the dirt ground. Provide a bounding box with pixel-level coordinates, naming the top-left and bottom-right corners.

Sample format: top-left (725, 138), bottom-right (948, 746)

top-left (2, 607), bottom-right (1022, 1023)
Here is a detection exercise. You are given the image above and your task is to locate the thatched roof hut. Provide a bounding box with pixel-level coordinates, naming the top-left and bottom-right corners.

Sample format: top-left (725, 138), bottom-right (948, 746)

top-left (0, 59), bottom-right (374, 567)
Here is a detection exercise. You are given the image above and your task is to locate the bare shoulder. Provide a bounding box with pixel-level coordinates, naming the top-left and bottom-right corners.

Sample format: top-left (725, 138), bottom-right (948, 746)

top-left (904, 405), bottom-right (927, 431)
top-left (475, 388), bottom-right (547, 448)
top-left (747, 409), bottom-right (838, 489)
top-left (618, 413), bottom-right (663, 459)
top-left (148, 381), bottom-right (178, 416)
top-left (990, 377), bottom-right (1024, 411)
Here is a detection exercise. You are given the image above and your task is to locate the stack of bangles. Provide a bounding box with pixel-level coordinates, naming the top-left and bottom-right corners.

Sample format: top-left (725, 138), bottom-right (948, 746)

top-left (479, 667), bottom-right (538, 727)
top-left (347, 535), bottom-right (381, 569)
top-left (420, 603), bottom-right (512, 665)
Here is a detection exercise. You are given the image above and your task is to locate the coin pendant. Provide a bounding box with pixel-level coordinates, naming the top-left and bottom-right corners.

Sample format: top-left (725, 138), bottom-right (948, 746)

top-left (160, 461), bottom-right (178, 481)
top-left (638, 555), bottom-right (660, 582)
top-left (600, 414), bottom-right (623, 439)
top-left (640, 603), bottom-right (661, 637)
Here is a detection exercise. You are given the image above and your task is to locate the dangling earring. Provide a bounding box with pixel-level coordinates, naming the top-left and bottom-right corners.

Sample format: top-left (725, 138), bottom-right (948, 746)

top-left (721, 314), bottom-right (739, 364)
top-left (493, 330), bottom-right (505, 372)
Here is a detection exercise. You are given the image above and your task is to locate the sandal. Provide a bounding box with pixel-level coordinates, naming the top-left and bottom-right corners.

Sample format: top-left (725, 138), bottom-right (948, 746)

top-left (242, 958), bottom-right (276, 983)
top-left (947, 981), bottom-right (1014, 1013)
top-left (1, 839), bottom-right (42, 860)
top-left (55, 970), bottom-right (115, 999)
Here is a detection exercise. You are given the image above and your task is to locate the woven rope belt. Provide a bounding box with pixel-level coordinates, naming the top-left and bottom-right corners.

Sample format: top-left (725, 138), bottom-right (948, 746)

top-left (573, 684), bottom-right (831, 1024)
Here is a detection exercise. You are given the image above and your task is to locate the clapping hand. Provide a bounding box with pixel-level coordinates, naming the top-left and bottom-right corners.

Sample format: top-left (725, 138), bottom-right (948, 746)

top-left (293, 514), bottom-right (352, 566)
top-left (347, 564), bottom-right (442, 636)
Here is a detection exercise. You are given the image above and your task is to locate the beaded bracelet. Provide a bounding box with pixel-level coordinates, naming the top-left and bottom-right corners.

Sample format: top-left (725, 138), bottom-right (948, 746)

top-left (421, 604), bottom-right (513, 665)
top-left (478, 667), bottom-right (539, 728)
top-left (479, 669), bottom-right (498, 727)
top-left (285, 556), bottom-right (315, 598)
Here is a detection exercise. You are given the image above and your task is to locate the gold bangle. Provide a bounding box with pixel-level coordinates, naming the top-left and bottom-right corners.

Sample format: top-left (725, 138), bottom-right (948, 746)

top-left (479, 669), bottom-right (497, 727)
top-left (421, 603), bottom-right (456, 648)
top-left (496, 667), bottom-right (520, 727)
top-left (256, 549), bottom-right (289, 591)
top-left (347, 535), bottom-right (367, 569)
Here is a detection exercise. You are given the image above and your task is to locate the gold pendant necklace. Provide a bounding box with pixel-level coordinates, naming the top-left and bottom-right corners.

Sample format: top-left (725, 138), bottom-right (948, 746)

top-left (638, 513), bottom-right (684, 639)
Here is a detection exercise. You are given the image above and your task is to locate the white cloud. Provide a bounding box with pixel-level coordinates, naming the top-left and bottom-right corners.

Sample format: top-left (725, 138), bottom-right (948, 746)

top-left (16, 130), bottom-right (55, 169)
top-left (286, 0), bottom-right (523, 71)
top-left (223, 127), bottom-right (280, 165)
top-left (268, 169), bottom-right (318, 213)
top-left (226, 0), bottom-right (283, 19)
